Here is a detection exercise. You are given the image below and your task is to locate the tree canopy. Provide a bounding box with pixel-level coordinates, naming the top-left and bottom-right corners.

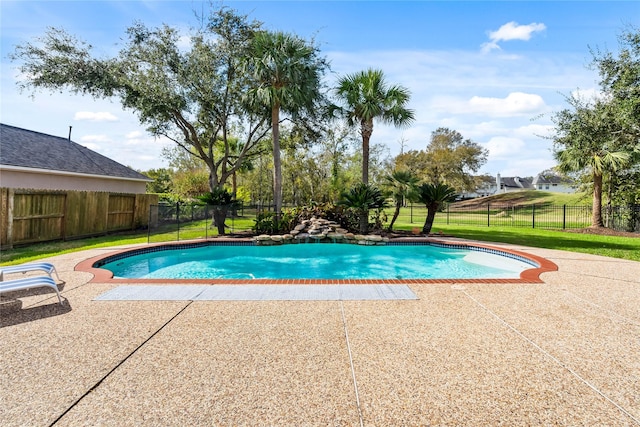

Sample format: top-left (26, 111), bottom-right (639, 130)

top-left (552, 28), bottom-right (640, 227)
top-left (394, 127), bottom-right (487, 193)
top-left (10, 8), bottom-right (271, 195)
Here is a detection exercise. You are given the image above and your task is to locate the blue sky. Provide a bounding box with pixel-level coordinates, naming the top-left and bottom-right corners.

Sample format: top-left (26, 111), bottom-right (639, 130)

top-left (2, 1), bottom-right (638, 178)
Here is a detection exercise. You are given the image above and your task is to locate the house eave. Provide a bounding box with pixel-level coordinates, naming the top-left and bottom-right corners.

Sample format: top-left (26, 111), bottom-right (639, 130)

top-left (0, 164), bottom-right (153, 183)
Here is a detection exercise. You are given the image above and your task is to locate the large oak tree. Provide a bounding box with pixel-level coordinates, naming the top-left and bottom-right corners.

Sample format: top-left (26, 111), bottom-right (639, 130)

top-left (10, 8), bottom-right (271, 233)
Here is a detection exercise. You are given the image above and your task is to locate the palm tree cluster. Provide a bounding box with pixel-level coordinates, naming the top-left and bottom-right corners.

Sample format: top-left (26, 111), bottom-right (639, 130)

top-left (338, 171), bottom-right (458, 235)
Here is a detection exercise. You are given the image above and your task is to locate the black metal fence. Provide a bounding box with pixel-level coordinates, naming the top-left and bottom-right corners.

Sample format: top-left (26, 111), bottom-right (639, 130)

top-left (147, 202), bottom-right (253, 243)
top-left (401, 203), bottom-right (639, 232)
top-left (147, 202), bottom-right (639, 243)
top-left (410, 204), bottom-right (594, 229)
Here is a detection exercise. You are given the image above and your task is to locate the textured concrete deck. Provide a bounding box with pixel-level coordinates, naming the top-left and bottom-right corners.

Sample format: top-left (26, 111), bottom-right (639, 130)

top-left (1, 240), bottom-right (639, 426)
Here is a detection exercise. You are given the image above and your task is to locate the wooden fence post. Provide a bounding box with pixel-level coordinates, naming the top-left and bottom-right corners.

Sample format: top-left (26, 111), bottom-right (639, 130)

top-left (7, 188), bottom-right (14, 249)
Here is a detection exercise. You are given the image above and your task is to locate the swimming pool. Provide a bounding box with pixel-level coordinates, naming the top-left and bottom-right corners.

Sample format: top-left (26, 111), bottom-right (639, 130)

top-left (95, 241), bottom-right (539, 281)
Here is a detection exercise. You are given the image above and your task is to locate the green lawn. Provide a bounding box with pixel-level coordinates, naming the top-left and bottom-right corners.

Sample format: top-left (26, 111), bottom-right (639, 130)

top-left (431, 225), bottom-right (640, 262)
top-left (2, 209), bottom-right (638, 265)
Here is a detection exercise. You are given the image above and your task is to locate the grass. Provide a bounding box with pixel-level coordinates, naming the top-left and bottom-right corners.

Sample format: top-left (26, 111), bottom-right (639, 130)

top-left (2, 209), bottom-right (638, 265)
top-left (0, 216), bottom-right (256, 265)
top-left (431, 225), bottom-right (640, 262)
top-left (453, 190), bottom-right (591, 207)
top-left (0, 233), bottom-right (149, 265)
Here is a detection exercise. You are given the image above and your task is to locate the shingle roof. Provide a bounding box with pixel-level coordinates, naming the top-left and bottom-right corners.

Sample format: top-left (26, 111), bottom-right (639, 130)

top-left (532, 174), bottom-right (572, 185)
top-left (0, 123), bottom-right (150, 181)
top-left (501, 176), bottom-right (534, 189)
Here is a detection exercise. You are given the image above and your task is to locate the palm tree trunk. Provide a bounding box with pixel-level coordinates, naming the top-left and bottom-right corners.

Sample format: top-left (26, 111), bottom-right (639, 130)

top-left (272, 104), bottom-right (282, 218)
top-left (422, 203), bottom-right (438, 234)
top-left (592, 171), bottom-right (604, 228)
top-left (213, 206), bottom-right (228, 235)
top-left (231, 171), bottom-right (238, 217)
top-left (359, 211), bottom-right (369, 234)
top-left (388, 203), bottom-right (401, 231)
top-left (361, 119), bottom-right (373, 185)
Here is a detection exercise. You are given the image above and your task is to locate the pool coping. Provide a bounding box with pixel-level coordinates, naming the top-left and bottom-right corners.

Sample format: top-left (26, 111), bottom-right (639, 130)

top-left (75, 237), bottom-right (558, 285)
top-left (76, 237), bottom-right (558, 284)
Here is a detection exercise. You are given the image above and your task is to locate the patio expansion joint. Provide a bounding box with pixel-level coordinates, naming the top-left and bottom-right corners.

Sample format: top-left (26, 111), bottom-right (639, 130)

top-left (459, 289), bottom-right (640, 426)
top-left (47, 301), bottom-right (193, 427)
top-left (339, 300), bottom-right (364, 427)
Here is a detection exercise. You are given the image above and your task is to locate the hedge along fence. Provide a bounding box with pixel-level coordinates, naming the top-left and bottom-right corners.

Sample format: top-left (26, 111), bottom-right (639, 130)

top-left (0, 188), bottom-right (158, 249)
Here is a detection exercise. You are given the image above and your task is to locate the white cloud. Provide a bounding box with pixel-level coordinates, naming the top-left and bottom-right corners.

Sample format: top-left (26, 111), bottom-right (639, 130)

top-left (468, 92), bottom-right (546, 117)
top-left (490, 21), bottom-right (547, 42)
top-left (481, 21), bottom-right (546, 53)
top-left (569, 87), bottom-right (612, 104)
top-left (123, 132), bottom-right (173, 161)
top-left (483, 137), bottom-right (526, 160)
top-left (126, 130), bottom-right (144, 139)
top-left (74, 111), bottom-right (118, 122)
top-left (501, 158), bottom-right (556, 177)
top-left (512, 123), bottom-right (554, 140)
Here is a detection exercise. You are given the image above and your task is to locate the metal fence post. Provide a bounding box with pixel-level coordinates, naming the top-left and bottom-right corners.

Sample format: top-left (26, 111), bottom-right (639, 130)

top-left (563, 205), bottom-right (566, 229)
top-left (487, 203), bottom-right (490, 227)
top-left (176, 202), bottom-right (180, 241)
top-left (410, 203), bottom-right (413, 224)
top-left (147, 205), bottom-right (152, 244)
top-left (532, 204), bottom-right (536, 229)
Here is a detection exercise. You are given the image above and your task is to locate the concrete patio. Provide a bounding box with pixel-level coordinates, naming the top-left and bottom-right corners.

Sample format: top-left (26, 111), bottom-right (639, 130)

top-left (1, 240), bottom-right (639, 426)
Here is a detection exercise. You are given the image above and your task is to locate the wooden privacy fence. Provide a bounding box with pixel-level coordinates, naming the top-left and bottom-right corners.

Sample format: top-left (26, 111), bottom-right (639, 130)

top-left (0, 188), bottom-right (158, 249)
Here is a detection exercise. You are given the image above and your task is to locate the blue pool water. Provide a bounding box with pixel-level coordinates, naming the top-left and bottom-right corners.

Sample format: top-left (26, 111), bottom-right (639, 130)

top-left (99, 244), bottom-right (534, 280)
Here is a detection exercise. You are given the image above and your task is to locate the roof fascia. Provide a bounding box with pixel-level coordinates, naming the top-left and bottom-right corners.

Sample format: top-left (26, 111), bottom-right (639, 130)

top-left (0, 164), bottom-right (153, 183)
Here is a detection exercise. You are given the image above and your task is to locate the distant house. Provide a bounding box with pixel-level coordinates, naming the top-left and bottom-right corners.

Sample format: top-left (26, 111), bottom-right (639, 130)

top-left (495, 174), bottom-right (534, 193)
top-left (0, 123), bottom-right (151, 193)
top-left (482, 173), bottom-right (575, 195)
top-left (532, 173), bottom-right (575, 193)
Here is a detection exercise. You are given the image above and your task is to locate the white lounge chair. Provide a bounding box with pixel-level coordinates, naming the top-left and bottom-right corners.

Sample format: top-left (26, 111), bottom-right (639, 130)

top-left (0, 262), bottom-right (61, 282)
top-left (0, 276), bottom-right (63, 305)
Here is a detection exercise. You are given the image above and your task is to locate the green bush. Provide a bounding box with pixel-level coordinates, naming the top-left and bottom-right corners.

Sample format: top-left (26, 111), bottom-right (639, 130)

top-left (252, 210), bottom-right (297, 235)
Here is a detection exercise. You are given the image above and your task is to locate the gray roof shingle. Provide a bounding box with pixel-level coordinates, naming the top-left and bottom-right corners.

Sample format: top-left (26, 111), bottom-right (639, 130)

top-left (501, 176), bottom-right (534, 189)
top-left (0, 123), bottom-right (150, 181)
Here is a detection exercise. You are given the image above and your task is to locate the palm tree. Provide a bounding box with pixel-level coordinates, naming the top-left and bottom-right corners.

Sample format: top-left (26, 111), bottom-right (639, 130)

top-left (197, 188), bottom-right (240, 235)
top-left (553, 97), bottom-right (632, 227)
top-left (332, 68), bottom-right (414, 184)
top-left (556, 147), bottom-right (630, 227)
top-left (383, 170), bottom-right (418, 231)
top-left (246, 30), bottom-right (327, 216)
top-left (338, 183), bottom-right (389, 234)
top-left (412, 183), bottom-right (457, 235)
